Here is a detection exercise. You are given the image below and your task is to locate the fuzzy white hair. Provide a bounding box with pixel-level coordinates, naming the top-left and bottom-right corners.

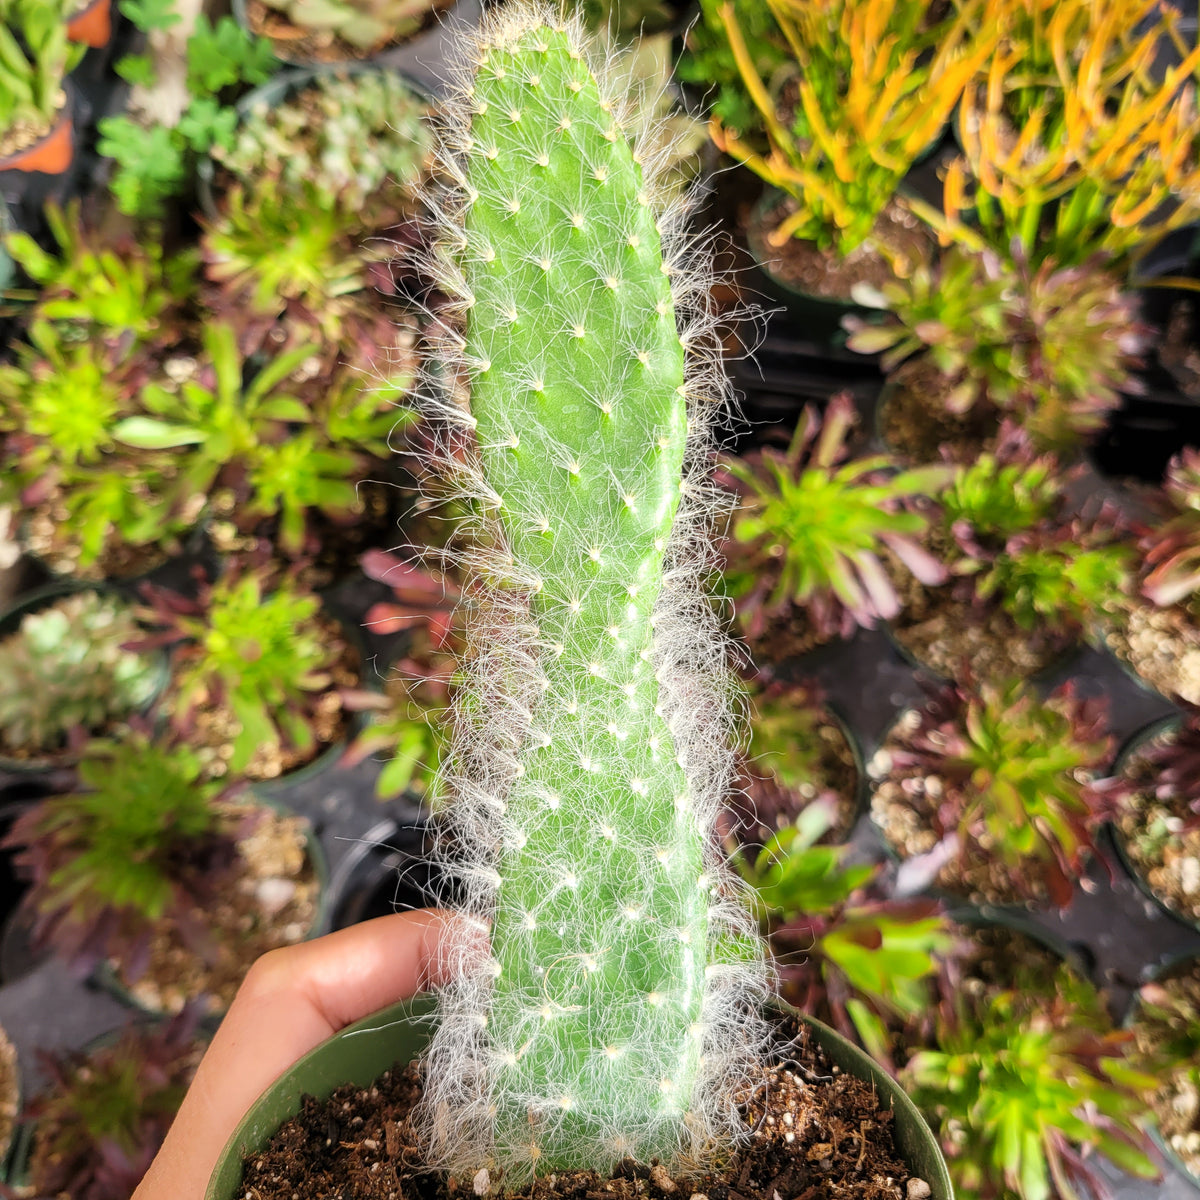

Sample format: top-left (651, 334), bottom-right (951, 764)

top-left (400, 0), bottom-right (774, 1183)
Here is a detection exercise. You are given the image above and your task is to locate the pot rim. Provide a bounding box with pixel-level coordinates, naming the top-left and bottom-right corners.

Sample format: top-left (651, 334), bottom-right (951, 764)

top-left (203, 992), bottom-right (954, 1200)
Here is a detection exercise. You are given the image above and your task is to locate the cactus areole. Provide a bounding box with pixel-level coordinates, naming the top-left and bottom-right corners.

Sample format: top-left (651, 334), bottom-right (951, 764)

top-left (415, 3), bottom-right (767, 1187)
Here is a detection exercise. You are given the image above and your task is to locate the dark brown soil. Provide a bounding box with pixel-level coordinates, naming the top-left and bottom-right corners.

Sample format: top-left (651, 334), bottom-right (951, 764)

top-left (953, 923), bottom-right (1068, 998)
top-left (877, 360), bottom-right (999, 466)
top-left (23, 496), bottom-right (186, 582)
top-left (1115, 726), bottom-right (1200, 929)
top-left (746, 197), bottom-right (934, 303)
top-left (1103, 602), bottom-right (1200, 706)
top-left (245, 0), bottom-right (455, 63)
top-left (244, 1016), bottom-right (929, 1200)
top-left (886, 580), bottom-right (1074, 686)
top-left (177, 611), bottom-right (360, 782)
top-left (725, 713), bottom-right (861, 850)
top-left (111, 804), bottom-right (319, 1014)
top-left (737, 599), bottom-right (846, 665)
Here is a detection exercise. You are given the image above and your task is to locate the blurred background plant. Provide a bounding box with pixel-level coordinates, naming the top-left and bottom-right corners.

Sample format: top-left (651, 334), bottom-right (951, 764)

top-left (741, 797), bottom-right (958, 1070)
top-left (905, 959), bottom-right (1159, 1200)
top-left (21, 1011), bottom-right (205, 1200)
top-left (918, 0), bottom-right (1200, 269)
top-left (140, 560), bottom-right (353, 779)
top-left (210, 68), bottom-right (431, 219)
top-left (4, 733), bottom-right (246, 975)
top-left (846, 246), bottom-right (1149, 452)
top-left (0, 590), bottom-right (161, 761)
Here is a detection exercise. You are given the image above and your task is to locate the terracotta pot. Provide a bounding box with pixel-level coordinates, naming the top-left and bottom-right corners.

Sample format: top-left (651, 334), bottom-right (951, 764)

top-left (66, 0), bottom-right (112, 47)
top-left (0, 93), bottom-right (74, 176)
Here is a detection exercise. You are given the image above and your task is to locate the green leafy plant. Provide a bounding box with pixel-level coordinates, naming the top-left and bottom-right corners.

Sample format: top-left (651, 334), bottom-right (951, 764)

top-left (0, 590), bottom-right (160, 757)
top-left (879, 679), bottom-right (1115, 905)
top-left (2, 201), bottom-right (197, 343)
top-left (718, 392), bottom-right (950, 643)
top-left (261, 0), bottom-right (443, 50)
top-left (906, 964), bottom-right (1159, 1200)
top-left (743, 799), bottom-right (956, 1068)
top-left (118, 323), bottom-right (410, 555)
top-left (141, 563), bottom-right (345, 776)
top-left (119, 0), bottom-right (181, 32)
top-left (99, 15), bottom-right (276, 219)
top-left (24, 1012), bottom-right (203, 1200)
top-left (0, 323), bottom-right (197, 573)
top-left (0, 0), bottom-right (84, 152)
top-left (4, 733), bottom-right (244, 972)
top-left (707, 0), bottom-right (993, 255)
top-left (414, 9), bottom-right (769, 1182)
top-left (976, 525), bottom-right (1133, 635)
top-left (212, 69), bottom-right (432, 214)
top-left (846, 246), bottom-right (1148, 449)
top-left (200, 181), bottom-right (374, 348)
top-left (932, 437), bottom-right (1133, 640)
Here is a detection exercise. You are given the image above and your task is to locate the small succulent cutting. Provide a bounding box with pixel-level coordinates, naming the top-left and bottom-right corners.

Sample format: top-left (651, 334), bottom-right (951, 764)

top-left (261, 0), bottom-right (446, 50)
top-left (0, 591), bottom-right (160, 759)
top-left (871, 679), bottom-right (1115, 906)
top-left (743, 799), bottom-right (956, 1070)
top-left (212, 69), bottom-right (432, 214)
top-left (718, 392), bottom-right (949, 647)
top-left (413, 5), bottom-right (769, 1182)
top-left (2, 201), bottom-right (197, 345)
top-left (1143, 448), bottom-right (1200, 612)
top-left (847, 247), bottom-right (1148, 450)
top-left (4, 733), bottom-right (245, 975)
top-left (141, 562), bottom-right (351, 778)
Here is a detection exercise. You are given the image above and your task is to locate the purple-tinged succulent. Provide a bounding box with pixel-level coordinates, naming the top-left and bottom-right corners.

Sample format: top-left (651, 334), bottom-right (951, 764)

top-left (717, 392), bottom-right (949, 644)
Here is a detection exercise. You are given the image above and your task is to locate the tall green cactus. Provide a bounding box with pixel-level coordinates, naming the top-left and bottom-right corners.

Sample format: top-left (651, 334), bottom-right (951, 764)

top-left (416, 3), bottom-right (767, 1185)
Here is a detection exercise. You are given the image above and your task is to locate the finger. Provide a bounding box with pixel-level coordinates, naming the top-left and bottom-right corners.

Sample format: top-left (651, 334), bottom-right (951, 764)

top-left (133, 908), bottom-right (464, 1200)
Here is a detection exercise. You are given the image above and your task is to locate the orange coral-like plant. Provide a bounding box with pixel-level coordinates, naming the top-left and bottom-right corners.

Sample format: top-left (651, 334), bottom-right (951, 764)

top-left (709, 0), bottom-right (994, 255)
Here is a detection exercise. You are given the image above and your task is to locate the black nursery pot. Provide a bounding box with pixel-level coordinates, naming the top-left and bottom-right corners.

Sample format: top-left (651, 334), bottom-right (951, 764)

top-left (745, 190), bottom-right (872, 350)
top-left (204, 995), bottom-right (954, 1200)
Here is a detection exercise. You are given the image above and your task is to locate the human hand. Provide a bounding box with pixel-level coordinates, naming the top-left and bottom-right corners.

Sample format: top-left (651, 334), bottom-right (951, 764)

top-left (133, 909), bottom-right (455, 1200)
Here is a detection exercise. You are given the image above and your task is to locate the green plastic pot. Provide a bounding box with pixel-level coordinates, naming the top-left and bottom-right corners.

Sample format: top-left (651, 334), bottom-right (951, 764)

top-left (204, 994), bottom-right (954, 1200)
top-left (0, 581), bottom-right (171, 774)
